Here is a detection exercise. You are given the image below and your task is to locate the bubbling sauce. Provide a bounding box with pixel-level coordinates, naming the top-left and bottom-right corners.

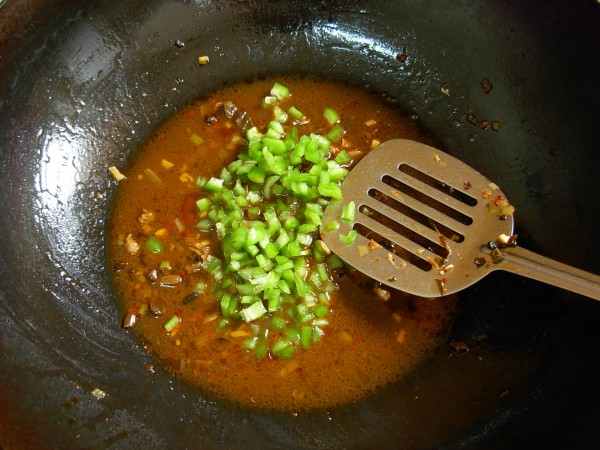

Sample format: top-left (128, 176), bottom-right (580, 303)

top-left (109, 76), bottom-right (456, 411)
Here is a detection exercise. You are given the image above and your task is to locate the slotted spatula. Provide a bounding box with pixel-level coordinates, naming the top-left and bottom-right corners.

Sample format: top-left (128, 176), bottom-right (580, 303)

top-left (321, 139), bottom-right (600, 300)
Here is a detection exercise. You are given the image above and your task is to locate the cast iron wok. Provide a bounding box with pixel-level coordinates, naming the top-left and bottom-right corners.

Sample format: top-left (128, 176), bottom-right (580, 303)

top-left (1, 0), bottom-right (599, 448)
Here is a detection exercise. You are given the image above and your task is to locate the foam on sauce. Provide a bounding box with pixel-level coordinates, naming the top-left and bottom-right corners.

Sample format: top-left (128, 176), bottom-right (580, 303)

top-left (109, 76), bottom-right (456, 411)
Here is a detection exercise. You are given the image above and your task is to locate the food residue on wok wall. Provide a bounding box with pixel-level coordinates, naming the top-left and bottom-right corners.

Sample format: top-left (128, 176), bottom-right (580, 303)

top-left (108, 76), bottom-right (457, 411)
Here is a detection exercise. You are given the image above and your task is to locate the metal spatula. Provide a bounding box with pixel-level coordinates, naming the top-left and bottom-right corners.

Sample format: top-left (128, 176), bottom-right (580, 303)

top-left (321, 139), bottom-right (600, 300)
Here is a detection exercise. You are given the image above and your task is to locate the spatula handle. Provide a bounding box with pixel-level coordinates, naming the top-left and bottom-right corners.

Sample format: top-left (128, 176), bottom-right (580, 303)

top-left (496, 246), bottom-right (600, 301)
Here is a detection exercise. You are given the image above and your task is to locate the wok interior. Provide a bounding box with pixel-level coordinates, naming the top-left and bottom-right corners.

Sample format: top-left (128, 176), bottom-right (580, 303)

top-left (1, 0), bottom-right (599, 448)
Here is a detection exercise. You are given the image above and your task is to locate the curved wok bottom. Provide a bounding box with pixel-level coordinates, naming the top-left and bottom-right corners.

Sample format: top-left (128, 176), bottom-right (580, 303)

top-left (1, 0), bottom-right (599, 448)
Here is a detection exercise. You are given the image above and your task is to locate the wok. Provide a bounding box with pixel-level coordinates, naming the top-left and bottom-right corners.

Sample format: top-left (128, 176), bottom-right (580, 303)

top-left (1, 0), bottom-right (599, 448)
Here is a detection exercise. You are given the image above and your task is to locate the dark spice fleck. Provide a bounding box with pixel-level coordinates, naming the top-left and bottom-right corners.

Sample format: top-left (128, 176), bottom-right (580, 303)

top-left (490, 248), bottom-right (505, 264)
top-left (204, 114), bottom-right (218, 125)
top-left (465, 113), bottom-right (478, 126)
top-left (183, 292), bottom-right (199, 305)
top-left (113, 262), bottom-right (128, 272)
top-left (396, 53), bottom-right (408, 62)
top-left (463, 180), bottom-right (472, 190)
top-left (449, 339), bottom-right (469, 356)
top-left (480, 77), bottom-right (493, 94)
top-left (122, 313), bottom-right (137, 329)
top-left (474, 257), bottom-right (486, 267)
top-left (477, 119), bottom-right (489, 130)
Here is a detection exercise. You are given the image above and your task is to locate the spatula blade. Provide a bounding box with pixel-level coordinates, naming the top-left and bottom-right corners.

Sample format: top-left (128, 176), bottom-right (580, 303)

top-left (321, 139), bottom-right (514, 297)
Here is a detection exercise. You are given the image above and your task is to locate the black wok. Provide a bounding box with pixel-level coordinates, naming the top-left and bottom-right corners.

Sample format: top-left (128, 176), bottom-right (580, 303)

top-left (1, 0), bottom-right (600, 448)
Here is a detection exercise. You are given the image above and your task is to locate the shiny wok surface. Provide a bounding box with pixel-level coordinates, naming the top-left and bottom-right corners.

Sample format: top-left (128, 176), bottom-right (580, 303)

top-left (1, 0), bottom-right (600, 448)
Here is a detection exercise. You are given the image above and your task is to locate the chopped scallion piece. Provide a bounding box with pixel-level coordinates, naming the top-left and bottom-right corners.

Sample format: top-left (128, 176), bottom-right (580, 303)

top-left (288, 106), bottom-right (304, 119)
top-left (341, 201), bottom-right (356, 222)
top-left (196, 197), bottom-right (211, 213)
top-left (339, 229), bottom-right (358, 246)
top-left (204, 177), bottom-right (224, 192)
top-left (146, 236), bottom-right (164, 253)
top-left (334, 149), bottom-right (352, 165)
top-left (270, 82), bottom-right (290, 101)
top-left (240, 300), bottom-right (268, 322)
top-left (327, 124), bottom-right (345, 142)
top-left (164, 315), bottom-right (180, 332)
top-left (323, 107), bottom-right (340, 125)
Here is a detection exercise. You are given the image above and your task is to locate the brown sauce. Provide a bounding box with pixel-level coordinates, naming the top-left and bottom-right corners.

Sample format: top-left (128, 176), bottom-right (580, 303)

top-left (108, 76), bottom-right (456, 411)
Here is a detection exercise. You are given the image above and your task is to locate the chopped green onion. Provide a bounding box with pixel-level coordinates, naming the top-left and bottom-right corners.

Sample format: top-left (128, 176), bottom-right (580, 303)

top-left (288, 106), bottom-right (304, 119)
top-left (323, 107), bottom-right (340, 125)
top-left (334, 149), bottom-right (352, 165)
top-left (196, 197), bottom-right (211, 213)
top-left (339, 229), bottom-right (358, 246)
top-left (248, 166), bottom-right (266, 184)
top-left (326, 220), bottom-right (340, 232)
top-left (204, 177), bottom-right (224, 192)
top-left (273, 105), bottom-right (288, 123)
top-left (190, 134), bottom-right (204, 145)
top-left (240, 301), bottom-right (268, 322)
top-left (341, 201), bottom-right (356, 222)
top-left (146, 236), bottom-right (164, 253)
top-left (300, 325), bottom-right (312, 349)
top-left (196, 218), bottom-right (214, 231)
top-left (327, 124), bottom-right (345, 142)
top-left (164, 315), bottom-right (180, 332)
top-left (270, 82), bottom-right (290, 101)
top-left (263, 95), bottom-right (277, 107)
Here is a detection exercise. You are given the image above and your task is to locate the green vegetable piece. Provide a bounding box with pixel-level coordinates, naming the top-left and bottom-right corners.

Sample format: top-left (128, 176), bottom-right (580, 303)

top-left (323, 107), bottom-right (340, 125)
top-left (327, 124), bottom-right (345, 142)
top-left (273, 105), bottom-right (288, 123)
top-left (327, 160), bottom-right (348, 181)
top-left (196, 218), bottom-right (214, 231)
top-left (300, 325), bottom-right (312, 349)
top-left (271, 316), bottom-right (287, 330)
top-left (246, 126), bottom-right (263, 143)
top-left (204, 177), bottom-right (224, 192)
top-left (271, 338), bottom-right (295, 359)
top-left (288, 106), bottom-right (304, 119)
top-left (314, 303), bottom-right (330, 318)
top-left (146, 236), bottom-right (164, 253)
top-left (326, 220), bottom-right (340, 232)
top-left (277, 345), bottom-right (296, 359)
top-left (263, 137), bottom-right (287, 155)
top-left (240, 301), bottom-right (267, 322)
top-left (262, 95), bottom-right (277, 108)
top-left (196, 197), bottom-right (211, 213)
top-left (242, 336), bottom-right (258, 350)
top-left (270, 82), bottom-right (290, 101)
top-left (255, 342), bottom-right (268, 359)
top-left (318, 182), bottom-right (342, 200)
top-left (334, 149), bottom-right (352, 165)
top-left (196, 176), bottom-right (207, 189)
top-left (339, 229), bottom-right (358, 246)
top-left (248, 166), bottom-right (266, 184)
top-left (341, 201), bottom-right (356, 222)
top-left (304, 138), bottom-right (322, 164)
top-left (164, 315), bottom-right (180, 332)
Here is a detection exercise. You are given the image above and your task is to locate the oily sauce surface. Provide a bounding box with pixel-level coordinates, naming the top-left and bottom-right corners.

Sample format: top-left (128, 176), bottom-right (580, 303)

top-left (109, 76), bottom-right (456, 411)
